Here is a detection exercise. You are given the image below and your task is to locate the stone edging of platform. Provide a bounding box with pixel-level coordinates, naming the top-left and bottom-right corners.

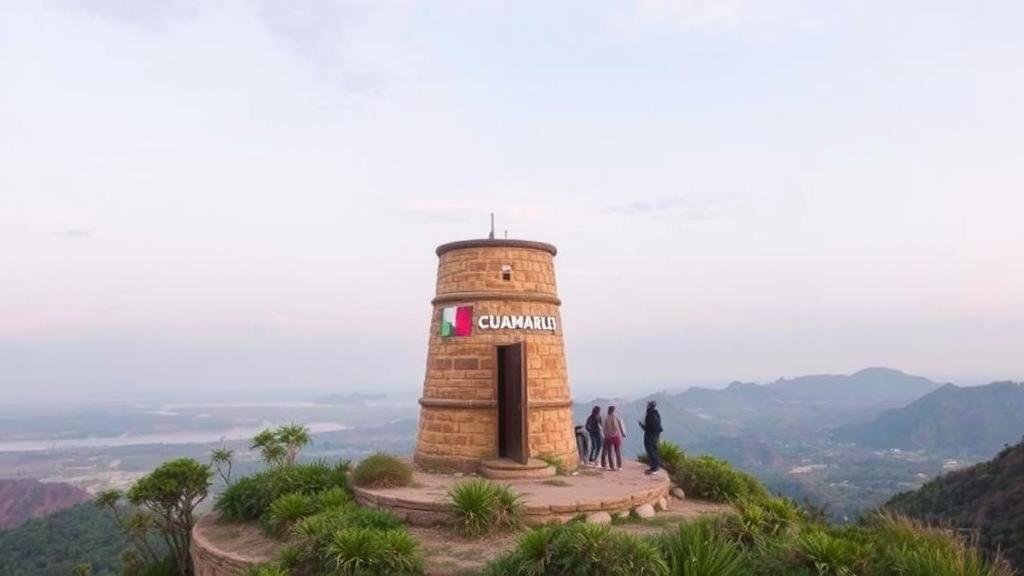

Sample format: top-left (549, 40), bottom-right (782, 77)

top-left (191, 514), bottom-right (281, 576)
top-left (352, 483), bottom-right (671, 527)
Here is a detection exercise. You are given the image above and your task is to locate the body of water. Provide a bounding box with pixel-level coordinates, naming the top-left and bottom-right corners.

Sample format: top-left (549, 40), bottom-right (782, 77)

top-left (0, 421), bottom-right (350, 452)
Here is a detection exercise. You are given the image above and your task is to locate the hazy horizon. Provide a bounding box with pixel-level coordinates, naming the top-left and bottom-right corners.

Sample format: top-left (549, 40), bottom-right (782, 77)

top-left (2, 2), bottom-right (1022, 403)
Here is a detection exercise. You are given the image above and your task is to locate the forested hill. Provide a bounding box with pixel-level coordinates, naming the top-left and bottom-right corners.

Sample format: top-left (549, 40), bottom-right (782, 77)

top-left (833, 381), bottom-right (1024, 456)
top-left (0, 501), bottom-right (126, 576)
top-left (886, 438), bottom-right (1024, 569)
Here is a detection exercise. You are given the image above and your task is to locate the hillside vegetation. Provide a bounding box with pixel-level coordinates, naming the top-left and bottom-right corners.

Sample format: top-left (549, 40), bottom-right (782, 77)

top-left (835, 381), bottom-right (1024, 455)
top-left (0, 501), bottom-right (128, 576)
top-left (887, 437), bottom-right (1024, 569)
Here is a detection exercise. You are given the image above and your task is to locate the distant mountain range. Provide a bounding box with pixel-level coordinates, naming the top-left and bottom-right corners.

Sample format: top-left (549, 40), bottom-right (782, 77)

top-left (886, 437), bottom-right (1024, 569)
top-left (0, 479), bottom-right (90, 531)
top-left (575, 367), bottom-right (944, 455)
top-left (314, 392), bottom-right (387, 405)
top-left (833, 381), bottom-right (1024, 456)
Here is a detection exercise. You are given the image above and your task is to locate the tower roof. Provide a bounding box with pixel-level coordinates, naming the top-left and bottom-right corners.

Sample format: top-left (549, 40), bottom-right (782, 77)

top-left (435, 238), bottom-right (557, 257)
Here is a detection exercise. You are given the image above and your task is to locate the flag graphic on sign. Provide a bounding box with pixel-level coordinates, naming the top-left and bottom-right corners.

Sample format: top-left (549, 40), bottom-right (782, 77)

top-left (440, 306), bottom-right (473, 337)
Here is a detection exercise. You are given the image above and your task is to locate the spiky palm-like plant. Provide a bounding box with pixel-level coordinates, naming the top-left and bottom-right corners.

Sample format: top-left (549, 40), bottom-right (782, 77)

top-left (658, 519), bottom-right (749, 576)
top-left (211, 446), bottom-right (234, 486)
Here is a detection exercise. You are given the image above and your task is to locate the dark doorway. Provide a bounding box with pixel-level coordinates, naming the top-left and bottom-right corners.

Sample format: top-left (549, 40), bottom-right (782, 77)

top-left (497, 342), bottom-right (528, 464)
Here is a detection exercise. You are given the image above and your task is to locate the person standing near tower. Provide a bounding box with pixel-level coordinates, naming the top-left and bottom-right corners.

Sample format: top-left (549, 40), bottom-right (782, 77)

top-left (640, 400), bottom-right (663, 475)
top-left (584, 406), bottom-right (603, 465)
top-left (601, 405), bottom-right (626, 471)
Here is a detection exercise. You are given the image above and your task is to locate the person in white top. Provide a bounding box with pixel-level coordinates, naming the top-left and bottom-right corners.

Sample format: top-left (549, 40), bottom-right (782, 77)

top-left (601, 405), bottom-right (627, 471)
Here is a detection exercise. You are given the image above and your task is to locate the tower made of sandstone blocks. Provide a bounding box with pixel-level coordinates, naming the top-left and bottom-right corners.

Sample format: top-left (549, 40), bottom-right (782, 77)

top-left (414, 238), bottom-right (578, 473)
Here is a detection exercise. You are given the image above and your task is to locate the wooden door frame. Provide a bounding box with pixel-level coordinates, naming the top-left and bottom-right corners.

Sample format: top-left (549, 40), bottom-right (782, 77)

top-left (496, 342), bottom-right (529, 463)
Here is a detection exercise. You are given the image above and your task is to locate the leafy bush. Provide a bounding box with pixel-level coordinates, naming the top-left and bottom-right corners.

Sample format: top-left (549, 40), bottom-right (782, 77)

top-left (732, 496), bottom-right (803, 542)
top-left (351, 453), bottom-right (414, 488)
top-left (215, 475), bottom-right (266, 520)
top-left (658, 519), bottom-right (749, 576)
top-left (448, 479), bottom-right (522, 538)
top-left (215, 459), bottom-right (350, 521)
top-left (673, 455), bottom-right (767, 503)
top-left (795, 528), bottom-right (865, 576)
top-left (486, 523), bottom-right (667, 576)
top-left (324, 527), bottom-right (423, 576)
top-left (266, 492), bottom-right (317, 535)
top-left (316, 487), bottom-right (352, 510)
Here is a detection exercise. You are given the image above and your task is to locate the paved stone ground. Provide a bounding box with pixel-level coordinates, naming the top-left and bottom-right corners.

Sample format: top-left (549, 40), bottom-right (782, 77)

top-left (356, 459), bottom-right (673, 524)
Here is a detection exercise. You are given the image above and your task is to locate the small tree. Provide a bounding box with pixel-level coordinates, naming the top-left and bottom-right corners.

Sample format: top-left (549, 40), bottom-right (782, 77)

top-left (211, 446), bottom-right (234, 486)
top-left (127, 458), bottom-right (212, 576)
top-left (278, 423), bottom-right (311, 466)
top-left (251, 424), bottom-right (311, 467)
top-left (95, 489), bottom-right (162, 566)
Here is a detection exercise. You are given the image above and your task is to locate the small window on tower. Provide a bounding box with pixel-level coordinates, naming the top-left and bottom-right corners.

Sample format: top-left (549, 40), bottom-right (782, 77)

top-left (501, 264), bottom-right (512, 281)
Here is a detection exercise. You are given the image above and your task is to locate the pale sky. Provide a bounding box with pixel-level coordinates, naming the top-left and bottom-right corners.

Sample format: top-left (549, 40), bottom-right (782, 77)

top-left (2, 1), bottom-right (1022, 403)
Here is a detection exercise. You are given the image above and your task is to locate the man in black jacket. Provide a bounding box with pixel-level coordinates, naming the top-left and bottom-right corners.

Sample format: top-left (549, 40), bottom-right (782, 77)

top-left (639, 400), bottom-right (663, 475)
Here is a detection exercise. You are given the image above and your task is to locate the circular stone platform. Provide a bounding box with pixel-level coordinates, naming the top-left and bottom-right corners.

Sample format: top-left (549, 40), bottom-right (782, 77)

top-left (353, 459), bottom-right (671, 526)
top-left (191, 514), bottom-right (284, 576)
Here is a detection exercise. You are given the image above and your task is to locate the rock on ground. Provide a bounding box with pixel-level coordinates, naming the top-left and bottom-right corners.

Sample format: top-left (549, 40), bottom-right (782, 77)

top-left (585, 511), bottom-right (612, 524)
top-left (634, 503), bottom-right (656, 519)
top-left (671, 487), bottom-right (686, 499)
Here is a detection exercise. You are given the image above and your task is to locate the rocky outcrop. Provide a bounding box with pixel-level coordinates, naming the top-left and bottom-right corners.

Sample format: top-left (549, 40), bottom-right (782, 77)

top-left (0, 478), bottom-right (90, 530)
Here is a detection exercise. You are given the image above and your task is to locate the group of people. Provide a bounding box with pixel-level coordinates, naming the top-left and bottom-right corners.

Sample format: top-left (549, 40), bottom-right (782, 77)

top-left (574, 400), bottom-right (663, 475)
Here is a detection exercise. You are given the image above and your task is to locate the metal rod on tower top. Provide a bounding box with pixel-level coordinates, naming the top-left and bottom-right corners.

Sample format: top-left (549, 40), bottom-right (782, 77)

top-left (489, 213), bottom-right (495, 239)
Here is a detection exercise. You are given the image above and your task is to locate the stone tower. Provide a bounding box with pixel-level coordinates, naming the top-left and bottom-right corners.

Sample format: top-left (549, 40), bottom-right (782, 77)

top-left (414, 239), bottom-right (578, 474)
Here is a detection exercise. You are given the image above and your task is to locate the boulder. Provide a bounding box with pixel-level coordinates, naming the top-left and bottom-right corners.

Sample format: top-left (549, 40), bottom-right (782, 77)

top-left (655, 497), bottom-right (669, 511)
top-left (634, 503), bottom-right (656, 519)
top-left (671, 487), bottom-right (686, 500)
top-left (586, 511), bottom-right (612, 525)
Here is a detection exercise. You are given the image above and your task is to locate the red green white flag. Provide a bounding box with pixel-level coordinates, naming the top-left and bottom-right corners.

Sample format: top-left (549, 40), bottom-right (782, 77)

top-left (440, 305), bottom-right (473, 337)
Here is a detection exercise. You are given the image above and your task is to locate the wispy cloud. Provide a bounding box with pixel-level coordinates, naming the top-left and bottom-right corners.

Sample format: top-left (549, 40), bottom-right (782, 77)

top-left (52, 229), bottom-right (94, 240)
top-left (602, 195), bottom-right (737, 222)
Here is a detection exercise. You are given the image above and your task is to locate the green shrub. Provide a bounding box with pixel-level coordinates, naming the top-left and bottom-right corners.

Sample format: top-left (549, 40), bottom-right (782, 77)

top-left (795, 529), bottom-right (865, 576)
top-left (343, 507), bottom-right (405, 531)
top-left (266, 492), bottom-right (317, 535)
top-left (216, 460), bottom-right (350, 521)
top-left (351, 453), bottom-right (414, 488)
top-left (215, 475), bottom-right (266, 520)
top-left (860, 513), bottom-right (1015, 576)
top-left (448, 479), bottom-right (522, 538)
top-left (316, 486), bottom-right (352, 510)
top-left (324, 527), bottom-right (423, 576)
top-left (658, 519), bottom-right (749, 576)
top-left (638, 441), bottom-right (687, 476)
top-left (673, 455), bottom-right (768, 503)
top-left (733, 496), bottom-right (802, 543)
top-left (486, 523), bottom-right (667, 576)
